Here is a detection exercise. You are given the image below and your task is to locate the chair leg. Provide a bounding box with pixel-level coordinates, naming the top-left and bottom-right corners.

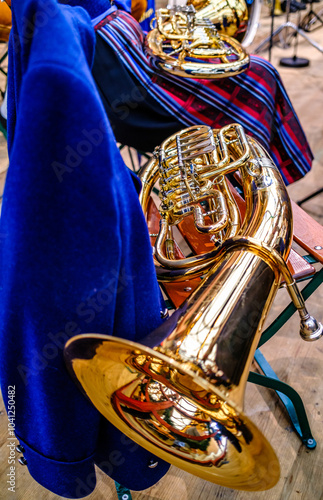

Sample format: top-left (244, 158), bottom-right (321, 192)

top-left (114, 481), bottom-right (132, 500)
top-left (248, 349), bottom-right (316, 449)
top-left (0, 119), bottom-right (7, 140)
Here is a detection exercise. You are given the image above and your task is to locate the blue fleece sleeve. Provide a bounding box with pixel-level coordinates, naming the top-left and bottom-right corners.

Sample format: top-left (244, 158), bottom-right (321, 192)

top-left (114, 0), bottom-right (132, 12)
top-left (1, 0), bottom-right (167, 497)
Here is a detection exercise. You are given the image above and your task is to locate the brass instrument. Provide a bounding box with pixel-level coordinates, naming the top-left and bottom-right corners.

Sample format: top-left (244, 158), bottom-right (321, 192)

top-left (0, 0), bottom-right (11, 42)
top-left (189, 0), bottom-right (249, 39)
top-left (168, 0), bottom-right (262, 47)
top-left (64, 125), bottom-right (322, 491)
top-left (145, 5), bottom-right (250, 78)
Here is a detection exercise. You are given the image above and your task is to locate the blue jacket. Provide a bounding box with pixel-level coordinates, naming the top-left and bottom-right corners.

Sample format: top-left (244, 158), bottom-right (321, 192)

top-left (1, 0), bottom-right (169, 497)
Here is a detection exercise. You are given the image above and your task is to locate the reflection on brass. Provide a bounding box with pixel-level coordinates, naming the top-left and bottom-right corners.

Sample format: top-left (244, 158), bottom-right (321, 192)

top-left (64, 124), bottom-right (321, 491)
top-left (264, 0), bottom-right (283, 17)
top-left (145, 5), bottom-right (249, 78)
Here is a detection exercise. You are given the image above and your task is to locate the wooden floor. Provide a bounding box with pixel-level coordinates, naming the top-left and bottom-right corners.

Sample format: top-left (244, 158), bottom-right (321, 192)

top-left (1, 6), bottom-right (323, 500)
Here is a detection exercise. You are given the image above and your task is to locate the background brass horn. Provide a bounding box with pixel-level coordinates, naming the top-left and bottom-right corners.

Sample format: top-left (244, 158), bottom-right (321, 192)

top-left (145, 5), bottom-right (250, 78)
top-left (168, 0), bottom-right (262, 47)
top-left (64, 125), bottom-right (322, 492)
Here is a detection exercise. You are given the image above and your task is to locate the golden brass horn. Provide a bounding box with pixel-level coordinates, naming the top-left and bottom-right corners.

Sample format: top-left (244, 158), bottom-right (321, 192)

top-left (64, 125), bottom-right (322, 491)
top-left (188, 0), bottom-right (261, 47)
top-left (145, 5), bottom-right (250, 78)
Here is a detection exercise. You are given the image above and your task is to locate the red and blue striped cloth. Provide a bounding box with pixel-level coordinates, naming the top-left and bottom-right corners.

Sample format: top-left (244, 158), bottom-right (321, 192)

top-left (95, 10), bottom-right (313, 185)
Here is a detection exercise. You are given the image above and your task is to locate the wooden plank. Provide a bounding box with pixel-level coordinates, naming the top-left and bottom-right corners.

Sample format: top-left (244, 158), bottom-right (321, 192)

top-left (291, 200), bottom-right (323, 264)
top-left (286, 248), bottom-right (315, 281)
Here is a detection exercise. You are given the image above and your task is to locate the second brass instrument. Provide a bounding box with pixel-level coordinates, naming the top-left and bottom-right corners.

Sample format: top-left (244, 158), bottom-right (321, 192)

top-left (145, 5), bottom-right (250, 78)
top-left (187, 0), bottom-right (261, 47)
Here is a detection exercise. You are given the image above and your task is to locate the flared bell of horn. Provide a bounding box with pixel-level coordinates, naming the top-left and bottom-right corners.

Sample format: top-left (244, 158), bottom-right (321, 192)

top-left (64, 334), bottom-right (280, 490)
top-left (64, 248), bottom-right (281, 490)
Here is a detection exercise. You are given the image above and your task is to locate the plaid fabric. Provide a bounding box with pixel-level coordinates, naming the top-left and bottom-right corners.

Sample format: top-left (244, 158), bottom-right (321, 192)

top-left (95, 10), bottom-right (313, 185)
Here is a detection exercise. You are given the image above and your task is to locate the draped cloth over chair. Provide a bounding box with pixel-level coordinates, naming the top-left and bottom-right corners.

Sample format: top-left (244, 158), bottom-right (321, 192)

top-left (0, 0), bottom-right (170, 497)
